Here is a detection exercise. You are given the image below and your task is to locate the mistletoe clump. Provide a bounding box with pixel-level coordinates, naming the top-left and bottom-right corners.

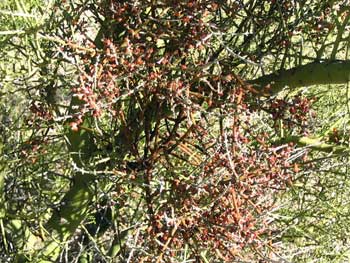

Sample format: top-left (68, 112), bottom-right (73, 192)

top-left (9, 1), bottom-right (318, 262)
top-left (50, 1), bottom-right (313, 261)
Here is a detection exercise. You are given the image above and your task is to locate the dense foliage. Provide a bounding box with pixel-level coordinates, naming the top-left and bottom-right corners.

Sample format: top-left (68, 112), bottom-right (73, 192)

top-left (1, 0), bottom-right (350, 262)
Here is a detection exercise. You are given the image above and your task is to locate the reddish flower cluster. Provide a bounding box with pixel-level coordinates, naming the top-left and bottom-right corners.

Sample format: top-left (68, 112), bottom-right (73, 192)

top-left (29, 101), bottom-right (52, 121)
top-left (66, 1), bottom-right (213, 128)
top-left (269, 95), bottom-right (315, 134)
top-left (143, 103), bottom-right (299, 261)
top-left (20, 138), bottom-right (49, 164)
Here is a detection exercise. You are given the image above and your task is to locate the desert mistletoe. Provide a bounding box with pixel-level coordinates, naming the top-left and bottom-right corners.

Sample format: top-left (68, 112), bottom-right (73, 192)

top-left (18, 0), bottom-right (317, 261)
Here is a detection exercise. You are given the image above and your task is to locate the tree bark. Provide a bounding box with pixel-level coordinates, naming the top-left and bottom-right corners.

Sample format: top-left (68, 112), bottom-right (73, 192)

top-left (280, 136), bottom-right (349, 154)
top-left (250, 60), bottom-right (350, 95)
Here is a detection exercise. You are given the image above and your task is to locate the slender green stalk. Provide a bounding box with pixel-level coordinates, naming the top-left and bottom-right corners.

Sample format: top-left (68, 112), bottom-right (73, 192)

top-left (250, 60), bottom-right (350, 95)
top-left (280, 136), bottom-right (349, 154)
